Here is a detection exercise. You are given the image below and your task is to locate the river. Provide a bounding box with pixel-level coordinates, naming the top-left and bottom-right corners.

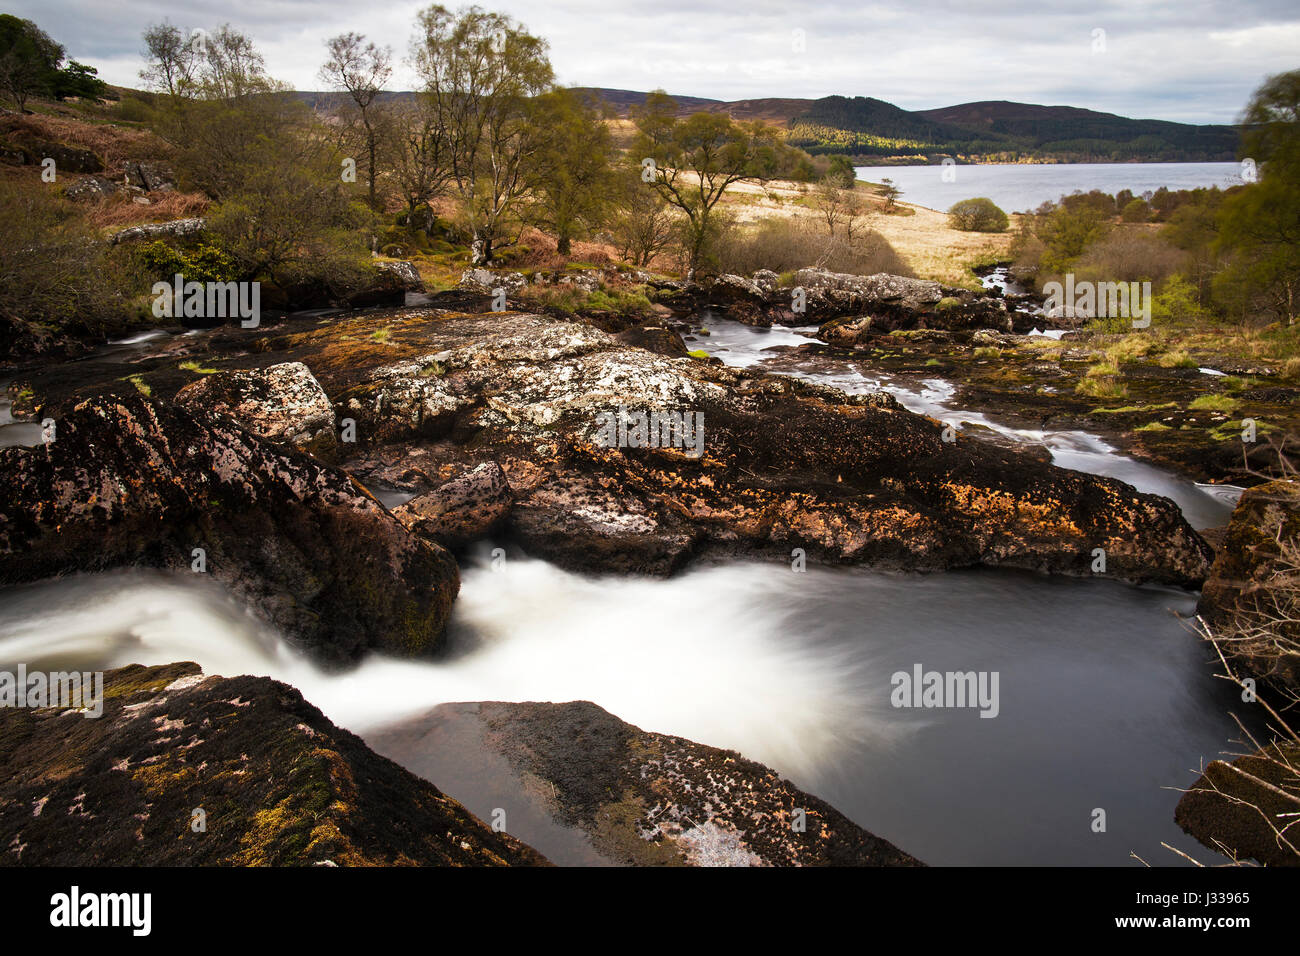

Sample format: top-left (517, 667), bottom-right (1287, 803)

top-left (0, 316), bottom-right (1261, 866)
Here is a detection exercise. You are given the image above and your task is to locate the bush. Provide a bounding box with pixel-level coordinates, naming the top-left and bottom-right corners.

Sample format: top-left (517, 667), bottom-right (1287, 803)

top-left (947, 197), bottom-right (1009, 233)
top-left (1120, 198), bottom-right (1150, 222)
top-left (136, 239), bottom-right (239, 284)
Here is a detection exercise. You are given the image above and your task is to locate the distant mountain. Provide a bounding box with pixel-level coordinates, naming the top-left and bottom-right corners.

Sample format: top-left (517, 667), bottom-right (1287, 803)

top-left (295, 87), bottom-right (1240, 164)
top-left (791, 96), bottom-right (1239, 163)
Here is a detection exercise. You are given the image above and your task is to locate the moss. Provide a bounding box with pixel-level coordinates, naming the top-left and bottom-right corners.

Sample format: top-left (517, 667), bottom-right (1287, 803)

top-left (1135, 421), bottom-right (1172, 432)
top-left (935, 296), bottom-right (962, 311)
top-left (127, 375), bottom-right (151, 396)
top-left (178, 360), bottom-right (218, 374)
top-left (973, 346), bottom-right (1000, 359)
top-left (687, 349), bottom-right (710, 359)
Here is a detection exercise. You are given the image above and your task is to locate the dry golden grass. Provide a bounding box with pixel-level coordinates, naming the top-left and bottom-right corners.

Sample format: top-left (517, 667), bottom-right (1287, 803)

top-left (81, 190), bottom-right (210, 231)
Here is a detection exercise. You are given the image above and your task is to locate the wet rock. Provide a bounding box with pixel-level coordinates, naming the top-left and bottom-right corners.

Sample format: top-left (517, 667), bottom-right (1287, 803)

top-left (4, 138), bottom-right (102, 173)
top-left (1197, 479), bottom-right (1300, 695)
top-left (612, 324), bottom-right (689, 357)
top-left (0, 663), bottom-right (548, 866)
top-left (388, 700), bottom-right (923, 866)
top-left (174, 362), bottom-right (338, 461)
top-left (0, 393), bottom-right (459, 664)
top-left (1174, 740), bottom-right (1300, 866)
top-left (393, 461), bottom-right (512, 549)
top-left (794, 268), bottom-right (944, 313)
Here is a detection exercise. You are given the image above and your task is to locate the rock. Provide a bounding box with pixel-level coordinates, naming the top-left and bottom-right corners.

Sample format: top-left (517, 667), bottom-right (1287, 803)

top-left (1197, 479), bottom-right (1300, 695)
top-left (794, 268), bottom-right (944, 312)
top-left (0, 393), bottom-right (459, 664)
top-left (123, 160), bottom-right (175, 192)
top-left (6, 138), bottom-right (102, 173)
top-left (369, 700), bottom-right (922, 866)
top-left (393, 462), bottom-right (512, 549)
top-left (344, 260), bottom-right (426, 308)
top-left (286, 310), bottom-right (1212, 584)
top-left (174, 362), bottom-right (338, 461)
top-left (1174, 740), bottom-right (1300, 866)
top-left (65, 176), bottom-right (123, 202)
top-left (612, 324), bottom-right (689, 357)
top-left (0, 663), bottom-right (548, 866)
top-left (458, 268), bottom-right (528, 296)
top-left (110, 218), bottom-right (207, 245)
top-left (555, 270), bottom-right (601, 293)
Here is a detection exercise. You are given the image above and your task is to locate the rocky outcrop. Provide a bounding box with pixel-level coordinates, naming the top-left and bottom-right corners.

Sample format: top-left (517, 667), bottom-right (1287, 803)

top-left (1174, 740), bottom-right (1300, 866)
top-left (344, 260), bottom-right (426, 308)
top-left (110, 218), bottom-right (207, 245)
top-left (696, 268), bottom-right (1030, 334)
top-left (1197, 480), bottom-right (1300, 695)
top-left (123, 160), bottom-right (175, 193)
top-left (174, 362), bottom-right (338, 460)
top-left (368, 700), bottom-right (921, 866)
top-left (266, 310), bottom-right (1210, 584)
top-left (0, 663), bottom-right (548, 866)
top-left (0, 393), bottom-right (459, 664)
top-left (0, 137), bottom-right (102, 173)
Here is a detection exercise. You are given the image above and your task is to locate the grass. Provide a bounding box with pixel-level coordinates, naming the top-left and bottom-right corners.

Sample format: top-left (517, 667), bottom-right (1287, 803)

top-left (1135, 421), bottom-right (1173, 432)
top-left (1084, 359), bottom-right (1121, 378)
top-left (973, 346), bottom-right (1001, 359)
top-left (1076, 375), bottom-right (1128, 400)
top-left (179, 360), bottom-right (218, 374)
top-left (1093, 402), bottom-right (1177, 414)
top-left (368, 328), bottom-right (393, 343)
top-left (1189, 394), bottom-right (1240, 413)
top-left (126, 375), bottom-right (151, 396)
top-left (1156, 349), bottom-right (1198, 368)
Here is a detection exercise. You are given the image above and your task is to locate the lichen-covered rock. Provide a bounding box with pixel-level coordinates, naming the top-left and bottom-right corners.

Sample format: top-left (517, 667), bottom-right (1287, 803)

top-left (174, 362), bottom-right (338, 460)
top-left (1174, 740), bottom-right (1300, 867)
top-left (1197, 479), bottom-right (1300, 694)
top-left (0, 663), bottom-right (549, 866)
top-left (458, 268), bottom-right (528, 296)
top-left (612, 324), bottom-right (688, 357)
top-left (393, 461), bottom-right (512, 549)
top-left (110, 217), bottom-right (206, 245)
top-left (371, 700), bottom-right (920, 866)
top-left (123, 160), bottom-right (175, 192)
top-left (65, 175), bottom-right (123, 202)
top-left (0, 393), bottom-right (459, 663)
top-left (306, 312), bottom-right (1210, 584)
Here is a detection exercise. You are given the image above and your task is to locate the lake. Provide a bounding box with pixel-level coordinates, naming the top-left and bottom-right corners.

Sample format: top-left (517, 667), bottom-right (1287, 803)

top-left (854, 162), bottom-right (1247, 214)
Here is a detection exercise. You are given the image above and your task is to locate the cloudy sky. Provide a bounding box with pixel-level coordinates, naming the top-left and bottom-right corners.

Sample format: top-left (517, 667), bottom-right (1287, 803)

top-left (11, 0), bottom-right (1299, 123)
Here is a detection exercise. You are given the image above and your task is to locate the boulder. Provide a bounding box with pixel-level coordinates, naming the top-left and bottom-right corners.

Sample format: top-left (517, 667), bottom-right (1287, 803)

top-left (1197, 479), bottom-right (1300, 695)
top-left (345, 260), bottom-right (426, 308)
top-left (392, 461), bottom-right (512, 549)
top-left (369, 700), bottom-right (922, 867)
top-left (123, 160), bottom-right (175, 192)
top-left (174, 362), bottom-right (338, 461)
top-left (612, 324), bottom-right (689, 357)
top-left (0, 663), bottom-right (548, 866)
top-left (65, 176), bottom-right (123, 202)
top-left (0, 393), bottom-right (459, 664)
top-left (1174, 740), bottom-right (1300, 866)
top-left (110, 217), bottom-right (207, 245)
top-left (458, 268), bottom-right (528, 296)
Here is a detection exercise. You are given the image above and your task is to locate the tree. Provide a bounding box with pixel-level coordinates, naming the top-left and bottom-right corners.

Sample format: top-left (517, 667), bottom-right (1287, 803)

top-left (411, 4), bottom-right (554, 265)
top-left (631, 90), bottom-right (783, 280)
top-left (815, 180), bottom-right (871, 241)
top-left (947, 197), bottom-right (1008, 232)
top-left (0, 15), bottom-right (63, 111)
top-left (529, 88), bottom-right (617, 256)
top-left (608, 162), bottom-right (679, 267)
top-left (1214, 69), bottom-right (1300, 326)
top-left (824, 154), bottom-right (856, 189)
top-left (384, 98), bottom-right (455, 224)
top-left (139, 21), bottom-right (198, 96)
top-left (52, 61), bottom-right (107, 101)
top-left (878, 177), bottom-right (901, 211)
top-left (319, 32), bottom-right (392, 211)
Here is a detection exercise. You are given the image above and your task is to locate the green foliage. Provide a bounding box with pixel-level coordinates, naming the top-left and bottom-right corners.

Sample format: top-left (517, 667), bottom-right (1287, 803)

top-left (947, 197), bottom-right (1008, 232)
top-left (1120, 198), bottom-right (1150, 222)
top-left (0, 14), bottom-right (64, 110)
top-left (823, 154), bottom-right (857, 188)
top-left (1151, 273), bottom-right (1207, 324)
top-left (136, 240), bottom-right (240, 284)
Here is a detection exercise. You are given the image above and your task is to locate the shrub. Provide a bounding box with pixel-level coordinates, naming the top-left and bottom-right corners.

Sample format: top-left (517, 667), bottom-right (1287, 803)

top-left (710, 217), bottom-right (913, 277)
top-left (1120, 198), bottom-right (1150, 222)
top-left (947, 197), bottom-right (1009, 233)
top-left (136, 239), bottom-right (239, 284)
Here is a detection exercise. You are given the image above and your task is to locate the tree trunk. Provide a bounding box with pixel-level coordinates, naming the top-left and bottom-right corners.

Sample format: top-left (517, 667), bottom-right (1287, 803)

top-left (557, 234), bottom-right (571, 257)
